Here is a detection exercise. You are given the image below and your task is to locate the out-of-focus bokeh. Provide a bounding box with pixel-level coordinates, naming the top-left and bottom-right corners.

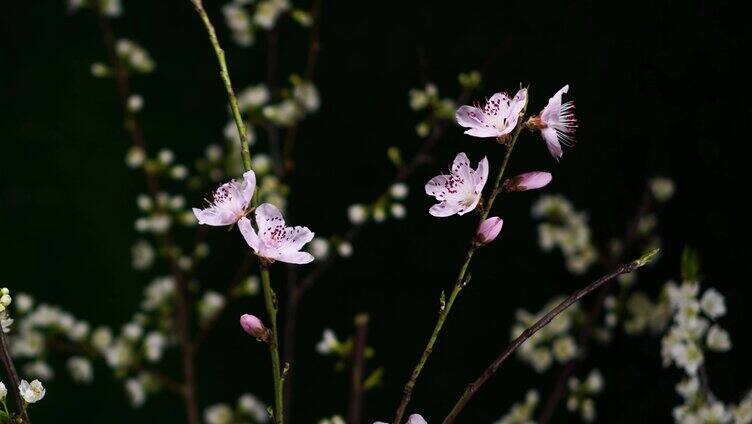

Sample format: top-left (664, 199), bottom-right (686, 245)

top-left (1, 0), bottom-right (749, 422)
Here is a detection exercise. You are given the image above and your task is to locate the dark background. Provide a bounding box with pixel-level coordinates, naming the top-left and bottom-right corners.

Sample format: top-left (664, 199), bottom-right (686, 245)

top-left (1, 0), bottom-right (750, 422)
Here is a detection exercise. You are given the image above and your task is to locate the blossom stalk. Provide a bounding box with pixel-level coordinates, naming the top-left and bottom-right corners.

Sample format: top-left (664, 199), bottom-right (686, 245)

top-left (394, 105), bottom-right (527, 423)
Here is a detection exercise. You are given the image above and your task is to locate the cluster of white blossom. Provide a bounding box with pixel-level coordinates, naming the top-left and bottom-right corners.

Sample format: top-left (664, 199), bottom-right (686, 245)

top-left (532, 195), bottom-right (598, 275)
top-left (306, 236), bottom-right (353, 261)
top-left (660, 281), bottom-right (730, 375)
top-left (115, 39), bottom-right (155, 73)
top-left (493, 390), bottom-right (539, 424)
top-left (1, 287), bottom-right (13, 333)
top-left (408, 83), bottom-right (459, 137)
top-left (512, 297), bottom-right (581, 373)
top-left (566, 369), bottom-right (604, 422)
top-left (347, 182), bottom-right (409, 226)
top-left (203, 393), bottom-right (270, 424)
top-left (134, 191), bottom-right (198, 239)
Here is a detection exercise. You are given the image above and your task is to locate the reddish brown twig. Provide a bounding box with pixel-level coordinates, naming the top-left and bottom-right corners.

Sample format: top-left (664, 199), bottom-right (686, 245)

top-left (347, 313), bottom-right (370, 424)
top-left (442, 252), bottom-right (657, 423)
top-left (94, 9), bottom-right (199, 424)
top-left (0, 328), bottom-right (30, 423)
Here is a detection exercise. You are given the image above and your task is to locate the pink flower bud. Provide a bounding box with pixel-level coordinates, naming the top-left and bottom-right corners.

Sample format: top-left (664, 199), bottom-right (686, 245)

top-left (502, 171), bottom-right (552, 192)
top-left (240, 314), bottom-right (270, 342)
top-left (475, 216), bottom-right (503, 246)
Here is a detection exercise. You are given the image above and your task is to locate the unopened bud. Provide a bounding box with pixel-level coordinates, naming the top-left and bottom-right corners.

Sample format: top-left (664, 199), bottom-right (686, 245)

top-left (502, 171), bottom-right (552, 192)
top-left (475, 217), bottom-right (503, 246)
top-left (239, 314), bottom-right (271, 342)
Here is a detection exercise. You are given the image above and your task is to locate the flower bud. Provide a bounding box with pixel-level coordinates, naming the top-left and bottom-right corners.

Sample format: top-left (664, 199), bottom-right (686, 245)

top-left (239, 314), bottom-right (270, 342)
top-left (502, 172), bottom-right (552, 192)
top-left (475, 217), bottom-right (503, 246)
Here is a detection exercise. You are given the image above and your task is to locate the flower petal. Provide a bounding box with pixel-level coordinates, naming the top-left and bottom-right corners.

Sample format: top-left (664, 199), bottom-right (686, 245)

top-left (192, 207), bottom-right (238, 226)
top-left (276, 251), bottom-right (315, 264)
top-left (237, 217), bottom-right (260, 251)
top-left (278, 226), bottom-right (315, 254)
top-left (541, 127), bottom-right (563, 160)
top-left (255, 203), bottom-right (285, 236)
top-left (406, 415), bottom-right (428, 424)
top-left (240, 170), bottom-right (257, 205)
top-left (456, 105), bottom-right (499, 138)
top-left (541, 85), bottom-right (568, 125)
top-left (474, 156), bottom-right (489, 191)
top-left (429, 201), bottom-right (463, 217)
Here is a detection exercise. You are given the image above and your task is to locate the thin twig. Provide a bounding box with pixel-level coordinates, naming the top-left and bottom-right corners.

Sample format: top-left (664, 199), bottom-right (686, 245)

top-left (347, 313), bottom-right (370, 424)
top-left (537, 190), bottom-right (655, 424)
top-left (94, 8), bottom-right (199, 424)
top-left (393, 118), bottom-right (527, 424)
top-left (0, 328), bottom-right (30, 423)
top-left (441, 250), bottom-right (659, 423)
top-left (260, 265), bottom-right (285, 423)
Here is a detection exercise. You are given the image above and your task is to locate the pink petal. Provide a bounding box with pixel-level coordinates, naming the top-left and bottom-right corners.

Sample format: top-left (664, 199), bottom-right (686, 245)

top-left (429, 201), bottom-right (462, 217)
top-left (240, 170), bottom-right (257, 204)
top-left (237, 217), bottom-right (260, 251)
top-left (456, 105), bottom-right (499, 138)
top-left (406, 415), bottom-right (428, 424)
top-left (451, 152), bottom-right (471, 174)
top-left (425, 175), bottom-right (451, 200)
top-left (239, 314), bottom-right (268, 340)
top-left (541, 127), bottom-right (563, 160)
top-left (278, 226), bottom-right (315, 254)
top-left (505, 171), bottom-right (552, 191)
top-left (510, 88), bottom-right (528, 117)
top-left (192, 207), bottom-right (238, 226)
top-left (276, 251), bottom-right (315, 264)
top-left (255, 203), bottom-right (285, 236)
top-left (475, 216), bottom-right (503, 245)
top-left (541, 85), bottom-right (569, 125)
top-left (474, 156), bottom-right (489, 191)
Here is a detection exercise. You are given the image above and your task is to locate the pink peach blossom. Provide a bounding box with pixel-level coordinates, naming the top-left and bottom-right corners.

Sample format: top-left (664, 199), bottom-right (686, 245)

top-left (536, 85), bottom-right (577, 160)
top-left (238, 203), bottom-right (315, 264)
top-left (425, 153), bottom-right (488, 217)
top-left (456, 88), bottom-right (527, 139)
top-left (193, 171), bottom-right (256, 226)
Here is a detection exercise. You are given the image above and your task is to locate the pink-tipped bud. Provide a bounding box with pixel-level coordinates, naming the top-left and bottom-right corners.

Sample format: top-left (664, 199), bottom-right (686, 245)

top-left (475, 217), bottom-right (503, 246)
top-left (502, 171), bottom-right (552, 192)
top-left (240, 314), bottom-right (270, 342)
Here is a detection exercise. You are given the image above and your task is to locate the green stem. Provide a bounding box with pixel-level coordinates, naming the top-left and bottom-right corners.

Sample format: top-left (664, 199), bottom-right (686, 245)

top-left (393, 114), bottom-right (526, 424)
top-left (189, 0), bottom-right (252, 171)
top-left (261, 266), bottom-right (284, 424)
top-left (188, 1), bottom-right (284, 421)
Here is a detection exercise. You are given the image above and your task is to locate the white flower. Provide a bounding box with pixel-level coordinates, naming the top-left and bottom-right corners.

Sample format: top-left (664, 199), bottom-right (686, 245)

top-left (390, 183), bottom-right (409, 199)
top-left (24, 361), bottom-right (54, 381)
top-left (193, 171), bottom-right (256, 226)
top-left (131, 240), bottom-right (155, 270)
top-left (144, 332), bottom-right (168, 362)
top-left (125, 378), bottom-right (145, 407)
top-left (671, 342), bottom-right (703, 375)
top-left (706, 325), bottom-right (731, 351)
top-left (293, 81), bottom-right (321, 112)
top-left (316, 329), bottom-right (339, 355)
top-left (585, 369), bottom-right (604, 393)
top-left (348, 204), bottom-right (369, 225)
top-left (700, 288), bottom-right (726, 319)
top-left (0, 382), bottom-right (5, 401)
top-left (67, 357), bottom-right (94, 383)
top-left (390, 203), bottom-right (407, 219)
top-left (238, 203), bottom-right (315, 264)
top-left (552, 336), bottom-right (578, 362)
top-left (337, 241), bottom-right (353, 258)
top-left (649, 177), bottom-right (675, 202)
top-left (91, 327), bottom-right (114, 351)
top-left (198, 291), bottom-right (226, 323)
top-left (127, 94), bottom-right (144, 112)
top-left (237, 394), bottom-right (269, 422)
top-left (19, 379), bottom-right (46, 403)
top-left (425, 152), bottom-right (488, 217)
top-left (204, 404), bottom-right (234, 424)
top-left (238, 84), bottom-right (270, 111)
top-left (252, 154), bottom-right (272, 175)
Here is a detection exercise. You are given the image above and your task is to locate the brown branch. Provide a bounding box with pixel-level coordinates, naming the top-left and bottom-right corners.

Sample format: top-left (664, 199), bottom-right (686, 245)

top-left (94, 9), bottom-right (199, 424)
top-left (0, 328), bottom-right (30, 423)
top-left (347, 314), bottom-right (370, 424)
top-left (537, 190), bottom-right (655, 424)
top-left (441, 251), bottom-right (658, 424)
